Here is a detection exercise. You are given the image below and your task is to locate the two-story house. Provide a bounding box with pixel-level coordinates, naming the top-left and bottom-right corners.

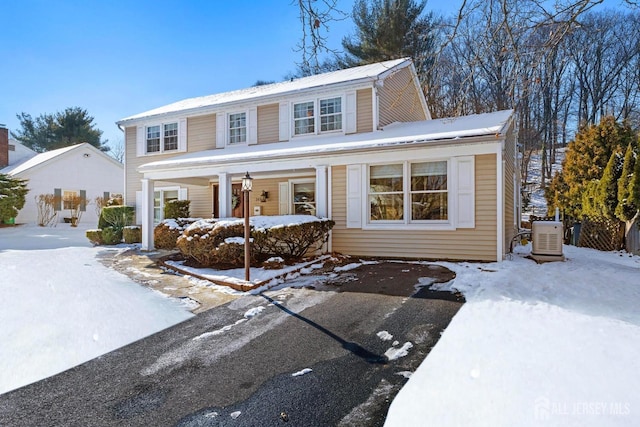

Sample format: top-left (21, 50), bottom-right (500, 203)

top-left (117, 58), bottom-right (519, 262)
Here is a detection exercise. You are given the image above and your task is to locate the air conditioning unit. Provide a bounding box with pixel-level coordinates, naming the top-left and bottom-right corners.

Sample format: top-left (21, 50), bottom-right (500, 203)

top-left (531, 221), bottom-right (564, 262)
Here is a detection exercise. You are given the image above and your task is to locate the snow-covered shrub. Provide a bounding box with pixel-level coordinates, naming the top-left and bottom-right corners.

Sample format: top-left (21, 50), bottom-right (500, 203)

top-left (123, 225), bottom-right (142, 244)
top-left (176, 219), bottom-right (246, 267)
top-left (154, 218), bottom-right (198, 250)
top-left (85, 229), bottom-right (103, 245)
top-left (262, 256), bottom-right (285, 270)
top-left (101, 226), bottom-right (122, 245)
top-left (164, 199), bottom-right (190, 219)
top-left (252, 217), bottom-right (335, 261)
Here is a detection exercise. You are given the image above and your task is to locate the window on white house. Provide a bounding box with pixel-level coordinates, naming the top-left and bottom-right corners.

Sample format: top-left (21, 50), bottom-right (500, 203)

top-left (146, 122), bottom-right (179, 154)
top-left (163, 123), bottom-right (178, 151)
top-left (368, 161), bottom-right (449, 223)
top-left (63, 190), bottom-right (80, 210)
top-left (294, 102), bottom-right (315, 135)
top-left (320, 97), bottom-right (342, 132)
top-left (146, 125), bottom-right (161, 153)
top-left (292, 182), bottom-right (316, 215)
top-left (228, 112), bottom-right (247, 144)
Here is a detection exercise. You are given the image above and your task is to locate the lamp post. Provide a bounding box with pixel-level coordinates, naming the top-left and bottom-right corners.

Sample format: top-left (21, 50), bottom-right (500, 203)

top-left (242, 172), bottom-right (253, 282)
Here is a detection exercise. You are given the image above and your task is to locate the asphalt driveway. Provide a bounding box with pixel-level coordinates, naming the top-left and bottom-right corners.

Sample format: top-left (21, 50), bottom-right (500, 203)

top-left (0, 262), bottom-right (462, 426)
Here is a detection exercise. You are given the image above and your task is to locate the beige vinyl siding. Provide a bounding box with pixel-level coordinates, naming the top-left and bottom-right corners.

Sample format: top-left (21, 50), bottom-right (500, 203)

top-left (187, 114), bottom-right (216, 152)
top-left (503, 125), bottom-right (518, 253)
top-left (330, 154), bottom-right (498, 261)
top-left (378, 67), bottom-right (427, 127)
top-left (258, 104), bottom-right (279, 144)
top-left (189, 185), bottom-right (214, 218)
top-left (356, 88), bottom-right (373, 134)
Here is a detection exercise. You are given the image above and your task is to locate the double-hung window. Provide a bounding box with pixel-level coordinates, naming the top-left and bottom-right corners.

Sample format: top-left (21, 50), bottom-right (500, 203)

top-left (145, 122), bottom-right (179, 154)
top-left (228, 112), bottom-right (247, 145)
top-left (368, 161), bottom-right (449, 223)
top-left (292, 181), bottom-right (316, 215)
top-left (293, 96), bottom-right (342, 136)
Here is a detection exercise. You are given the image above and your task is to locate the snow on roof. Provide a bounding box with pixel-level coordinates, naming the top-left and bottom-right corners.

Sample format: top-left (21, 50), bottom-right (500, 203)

top-left (1, 143), bottom-right (113, 176)
top-left (139, 110), bottom-right (513, 172)
top-left (118, 58), bottom-right (411, 124)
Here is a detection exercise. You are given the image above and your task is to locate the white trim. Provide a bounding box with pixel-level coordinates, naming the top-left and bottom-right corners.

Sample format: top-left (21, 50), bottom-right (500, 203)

top-left (141, 179), bottom-right (154, 250)
top-left (218, 173), bottom-right (230, 217)
top-left (291, 93), bottom-right (346, 138)
top-left (137, 120), bottom-right (186, 156)
top-left (289, 178), bottom-right (316, 216)
top-left (227, 110), bottom-right (249, 146)
top-left (327, 165), bottom-right (333, 252)
top-left (315, 165), bottom-right (328, 218)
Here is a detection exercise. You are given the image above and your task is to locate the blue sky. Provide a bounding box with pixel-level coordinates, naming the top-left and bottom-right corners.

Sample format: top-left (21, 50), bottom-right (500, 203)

top-left (0, 0), bottom-right (463, 151)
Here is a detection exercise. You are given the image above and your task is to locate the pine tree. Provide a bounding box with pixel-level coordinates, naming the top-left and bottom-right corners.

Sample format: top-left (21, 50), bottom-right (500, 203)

top-left (0, 174), bottom-right (29, 222)
top-left (547, 116), bottom-right (636, 218)
top-left (596, 149), bottom-right (623, 219)
top-left (615, 144), bottom-right (638, 221)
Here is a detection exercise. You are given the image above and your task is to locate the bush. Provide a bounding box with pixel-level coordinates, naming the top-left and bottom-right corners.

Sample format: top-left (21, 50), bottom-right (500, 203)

top-left (175, 215), bottom-right (335, 268)
top-left (123, 226), bottom-right (142, 244)
top-left (154, 218), bottom-right (197, 249)
top-left (164, 199), bottom-right (190, 219)
top-left (98, 205), bottom-right (135, 231)
top-left (102, 226), bottom-right (122, 245)
top-left (176, 219), bottom-right (246, 267)
top-left (252, 217), bottom-right (335, 261)
top-left (86, 229), bottom-right (103, 245)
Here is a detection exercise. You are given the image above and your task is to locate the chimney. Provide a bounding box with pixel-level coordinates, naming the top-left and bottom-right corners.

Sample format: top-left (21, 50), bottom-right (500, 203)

top-left (0, 125), bottom-right (9, 168)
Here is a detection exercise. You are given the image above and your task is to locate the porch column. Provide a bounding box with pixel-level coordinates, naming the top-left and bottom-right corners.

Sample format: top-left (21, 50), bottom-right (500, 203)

top-left (315, 165), bottom-right (328, 218)
top-left (218, 172), bottom-right (231, 218)
top-left (141, 178), bottom-right (155, 250)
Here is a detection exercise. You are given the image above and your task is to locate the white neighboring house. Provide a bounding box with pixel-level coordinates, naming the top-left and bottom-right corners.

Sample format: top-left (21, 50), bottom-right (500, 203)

top-left (1, 143), bottom-right (124, 226)
top-left (7, 138), bottom-right (37, 165)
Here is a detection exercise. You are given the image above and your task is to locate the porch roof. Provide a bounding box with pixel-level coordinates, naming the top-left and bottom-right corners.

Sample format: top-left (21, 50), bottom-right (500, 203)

top-left (138, 110), bottom-right (513, 175)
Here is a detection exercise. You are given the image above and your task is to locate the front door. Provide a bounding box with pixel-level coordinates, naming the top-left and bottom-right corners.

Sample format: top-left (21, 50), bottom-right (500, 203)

top-left (232, 184), bottom-right (244, 218)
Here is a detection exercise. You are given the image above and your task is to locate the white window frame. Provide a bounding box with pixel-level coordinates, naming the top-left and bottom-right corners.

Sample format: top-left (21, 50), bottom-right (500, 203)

top-left (364, 160), bottom-right (454, 230)
top-left (227, 111), bottom-right (247, 145)
top-left (291, 95), bottom-right (344, 137)
top-left (153, 186), bottom-right (186, 224)
top-left (290, 179), bottom-right (316, 215)
top-left (145, 121), bottom-right (180, 154)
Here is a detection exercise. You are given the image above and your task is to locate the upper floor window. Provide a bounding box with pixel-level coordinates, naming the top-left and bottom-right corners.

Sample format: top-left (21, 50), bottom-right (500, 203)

top-left (146, 122), bottom-right (179, 154)
top-left (228, 112), bottom-right (247, 145)
top-left (293, 96), bottom-right (342, 136)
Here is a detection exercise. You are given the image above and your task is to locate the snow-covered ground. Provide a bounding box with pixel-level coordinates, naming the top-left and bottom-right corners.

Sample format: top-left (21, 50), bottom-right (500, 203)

top-left (0, 224), bottom-right (193, 395)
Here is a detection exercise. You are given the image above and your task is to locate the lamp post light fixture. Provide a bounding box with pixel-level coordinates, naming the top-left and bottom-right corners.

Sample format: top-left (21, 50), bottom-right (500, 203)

top-left (242, 172), bottom-right (253, 281)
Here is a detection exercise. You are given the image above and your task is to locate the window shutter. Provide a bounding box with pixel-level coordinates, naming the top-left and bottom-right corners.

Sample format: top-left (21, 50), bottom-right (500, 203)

top-left (135, 191), bottom-right (142, 224)
top-left (178, 118), bottom-right (187, 151)
top-left (455, 156), bottom-right (475, 228)
top-left (136, 126), bottom-right (145, 156)
top-left (216, 113), bottom-right (225, 148)
top-left (54, 188), bottom-right (62, 211)
top-left (345, 91), bottom-right (357, 134)
top-left (248, 107), bottom-right (258, 145)
top-left (346, 165), bottom-right (362, 228)
top-left (279, 102), bottom-right (289, 141)
top-left (79, 190), bottom-right (87, 212)
top-left (278, 182), bottom-right (289, 214)
top-left (178, 188), bottom-right (188, 200)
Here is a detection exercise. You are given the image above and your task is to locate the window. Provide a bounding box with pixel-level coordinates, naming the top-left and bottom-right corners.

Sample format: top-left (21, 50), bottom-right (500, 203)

top-left (293, 96), bottom-right (342, 136)
top-left (292, 181), bottom-right (316, 215)
top-left (146, 125), bottom-right (161, 153)
top-left (163, 123), bottom-right (178, 151)
top-left (63, 190), bottom-right (79, 210)
top-left (410, 161), bottom-right (448, 220)
top-left (228, 112), bottom-right (247, 144)
top-left (368, 161), bottom-right (448, 223)
top-left (320, 97), bottom-right (342, 132)
top-left (154, 189), bottom-right (179, 223)
top-left (145, 122), bottom-right (179, 154)
top-left (294, 102), bottom-right (315, 135)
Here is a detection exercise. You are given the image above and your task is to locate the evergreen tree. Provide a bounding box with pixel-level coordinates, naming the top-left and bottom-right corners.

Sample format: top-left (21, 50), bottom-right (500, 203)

top-left (0, 174), bottom-right (29, 222)
top-left (11, 107), bottom-right (109, 153)
top-left (341, 0), bottom-right (439, 89)
top-left (629, 149), bottom-right (640, 220)
top-left (615, 144), bottom-right (638, 221)
top-left (546, 116), bottom-right (636, 218)
top-left (597, 149), bottom-right (623, 219)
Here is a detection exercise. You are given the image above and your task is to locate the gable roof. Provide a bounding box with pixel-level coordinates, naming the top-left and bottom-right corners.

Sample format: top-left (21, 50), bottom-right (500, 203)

top-left (138, 110), bottom-right (513, 174)
top-left (117, 58), bottom-right (413, 125)
top-left (2, 143), bottom-right (122, 176)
